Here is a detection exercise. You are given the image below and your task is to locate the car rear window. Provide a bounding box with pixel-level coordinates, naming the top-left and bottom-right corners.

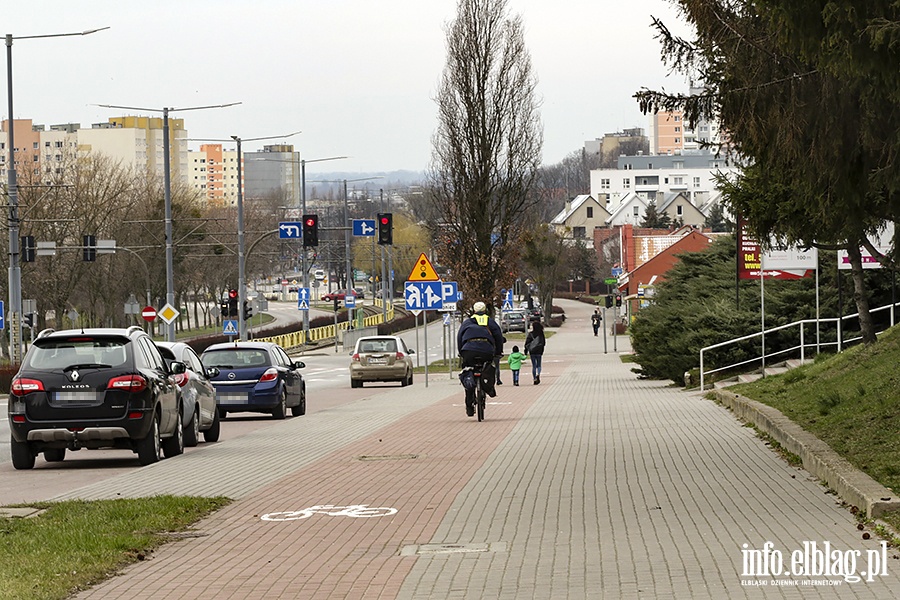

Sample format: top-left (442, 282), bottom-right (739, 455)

top-left (26, 337), bottom-right (130, 369)
top-left (358, 339), bottom-right (397, 353)
top-left (202, 349), bottom-right (271, 368)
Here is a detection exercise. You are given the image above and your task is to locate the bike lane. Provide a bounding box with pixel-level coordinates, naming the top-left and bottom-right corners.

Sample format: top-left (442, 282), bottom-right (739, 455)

top-left (74, 365), bottom-right (560, 599)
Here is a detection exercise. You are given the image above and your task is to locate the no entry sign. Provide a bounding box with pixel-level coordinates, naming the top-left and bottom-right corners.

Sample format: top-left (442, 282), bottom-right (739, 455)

top-left (141, 306), bottom-right (157, 322)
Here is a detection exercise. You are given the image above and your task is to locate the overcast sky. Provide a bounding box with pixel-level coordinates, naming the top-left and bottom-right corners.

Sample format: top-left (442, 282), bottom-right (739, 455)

top-left (5, 1), bottom-right (693, 173)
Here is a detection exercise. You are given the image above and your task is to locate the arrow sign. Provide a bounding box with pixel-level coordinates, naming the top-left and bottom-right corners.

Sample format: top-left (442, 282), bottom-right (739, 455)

top-left (278, 222), bottom-right (303, 239)
top-left (296, 287), bottom-right (310, 311)
top-left (405, 281), bottom-right (443, 310)
top-left (353, 219), bottom-right (376, 236)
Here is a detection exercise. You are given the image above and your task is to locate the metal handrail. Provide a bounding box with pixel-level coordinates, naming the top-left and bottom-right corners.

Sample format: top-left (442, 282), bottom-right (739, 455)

top-left (699, 302), bottom-right (899, 391)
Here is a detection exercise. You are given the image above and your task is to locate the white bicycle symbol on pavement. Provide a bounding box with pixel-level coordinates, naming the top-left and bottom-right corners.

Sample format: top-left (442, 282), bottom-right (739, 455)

top-left (260, 504), bottom-right (398, 521)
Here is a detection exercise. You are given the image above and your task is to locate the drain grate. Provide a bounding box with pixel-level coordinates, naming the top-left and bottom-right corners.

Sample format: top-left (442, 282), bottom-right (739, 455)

top-left (357, 453), bottom-right (420, 461)
top-left (400, 542), bottom-right (507, 556)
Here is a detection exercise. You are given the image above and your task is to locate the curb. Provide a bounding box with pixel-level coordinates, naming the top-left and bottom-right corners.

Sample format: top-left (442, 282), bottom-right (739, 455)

top-left (710, 388), bottom-right (900, 518)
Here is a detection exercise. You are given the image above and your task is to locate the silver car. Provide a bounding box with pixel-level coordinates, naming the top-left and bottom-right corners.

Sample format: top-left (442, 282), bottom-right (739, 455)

top-left (349, 336), bottom-right (414, 388)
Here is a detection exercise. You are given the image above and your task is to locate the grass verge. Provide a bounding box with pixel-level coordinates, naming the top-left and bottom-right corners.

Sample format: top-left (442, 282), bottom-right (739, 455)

top-left (0, 495), bottom-right (230, 600)
top-left (730, 325), bottom-right (900, 529)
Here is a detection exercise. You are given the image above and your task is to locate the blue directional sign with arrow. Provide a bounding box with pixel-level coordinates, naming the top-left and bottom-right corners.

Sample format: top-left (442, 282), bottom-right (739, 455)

top-left (352, 219), bottom-right (376, 237)
top-left (278, 222), bottom-right (303, 239)
top-left (296, 287), bottom-right (311, 311)
top-left (405, 281), bottom-right (443, 311)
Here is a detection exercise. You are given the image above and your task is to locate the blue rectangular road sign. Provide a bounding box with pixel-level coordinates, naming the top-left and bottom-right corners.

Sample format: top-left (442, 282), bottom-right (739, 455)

top-left (279, 222), bottom-right (303, 239)
top-left (0, 300), bottom-right (4, 330)
top-left (223, 319), bottom-right (238, 336)
top-left (296, 288), bottom-right (311, 311)
top-left (404, 281), bottom-right (443, 310)
top-left (501, 288), bottom-right (514, 312)
top-left (344, 294), bottom-right (356, 308)
top-left (352, 220), bottom-right (376, 237)
top-left (441, 282), bottom-right (458, 303)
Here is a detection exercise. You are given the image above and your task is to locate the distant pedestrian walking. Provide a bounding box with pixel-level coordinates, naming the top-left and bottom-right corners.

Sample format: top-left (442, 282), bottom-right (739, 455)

top-left (524, 320), bottom-right (546, 384)
top-left (507, 345), bottom-right (527, 386)
top-left (591, 308), bottom-right (602, 336)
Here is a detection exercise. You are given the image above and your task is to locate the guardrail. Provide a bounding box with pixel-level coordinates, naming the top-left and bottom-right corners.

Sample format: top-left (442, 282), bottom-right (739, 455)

top-left (699, 301), bottom-right (898, 391)
top-left (256, 301), bottom-right (395, 350)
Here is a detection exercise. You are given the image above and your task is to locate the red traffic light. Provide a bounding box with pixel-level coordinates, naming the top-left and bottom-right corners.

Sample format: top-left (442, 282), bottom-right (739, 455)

top-left (305, 217), bottom-right (317, 227)
top-left (228, 289), bottom-right (238, 299)
top-left (380, 216), bottom-right (389, 225)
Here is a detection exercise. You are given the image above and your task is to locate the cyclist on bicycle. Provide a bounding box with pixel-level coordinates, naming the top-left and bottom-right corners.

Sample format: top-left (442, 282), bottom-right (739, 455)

top-left (457, 301), bottom-right (504, 417)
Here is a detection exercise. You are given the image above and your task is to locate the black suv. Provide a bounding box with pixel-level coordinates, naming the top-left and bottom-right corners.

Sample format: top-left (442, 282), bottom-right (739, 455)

top-left (8, 326), bottom-right (186, 469)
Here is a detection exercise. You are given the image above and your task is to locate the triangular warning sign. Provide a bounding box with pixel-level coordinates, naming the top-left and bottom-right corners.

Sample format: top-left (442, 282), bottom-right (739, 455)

top-left (408, 253), bottom-right (440, 281)
top-left (298, 300), bottom-right (309, 310)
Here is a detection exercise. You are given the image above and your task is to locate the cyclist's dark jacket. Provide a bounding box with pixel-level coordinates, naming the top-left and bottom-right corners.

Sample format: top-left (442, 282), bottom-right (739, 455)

top-left (457, 314), bottom-right (504, 356)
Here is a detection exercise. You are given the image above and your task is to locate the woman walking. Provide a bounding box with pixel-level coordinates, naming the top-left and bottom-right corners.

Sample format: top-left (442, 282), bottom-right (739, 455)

top-left (524, 320), bottom-right (546, 384)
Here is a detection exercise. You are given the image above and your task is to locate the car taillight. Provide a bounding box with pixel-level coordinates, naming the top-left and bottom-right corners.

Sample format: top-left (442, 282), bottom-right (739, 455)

top-left (127, 411), bottom-right (144, 419)
top-left (395, 352), bottom-right (404, 360)
top-left (259, 367), bottom-right (279, 382)
top-left (10, 378), bottom-right (44, 396)
top-left (351, 353), bottom-right (360, 362)
top-left (173, 373), bottom-right (188, 387)
top-left (108, 374), bottom-right (148, 393)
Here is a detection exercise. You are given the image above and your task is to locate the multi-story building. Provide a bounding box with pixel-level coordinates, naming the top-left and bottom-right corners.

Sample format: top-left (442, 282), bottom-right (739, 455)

top-left (647, 86), bottom-right (723, 155)
top-left (243, 144), bottom-right (301, 204)
top-left (188, 144), bottom-right (241, 206)
top-left (1, 116), bottom-right (187, 186)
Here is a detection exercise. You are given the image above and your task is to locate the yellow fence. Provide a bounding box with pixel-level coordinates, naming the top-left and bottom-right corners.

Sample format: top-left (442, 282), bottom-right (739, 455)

top-left (256, 302), bottom-right (395, 350)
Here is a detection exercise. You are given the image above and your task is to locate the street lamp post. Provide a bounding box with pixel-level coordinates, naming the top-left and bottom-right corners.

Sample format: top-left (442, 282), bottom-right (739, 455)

top-left (5, 27), bottom-right (108, 363)
top-left (97, 103), bottom-right (240, 341)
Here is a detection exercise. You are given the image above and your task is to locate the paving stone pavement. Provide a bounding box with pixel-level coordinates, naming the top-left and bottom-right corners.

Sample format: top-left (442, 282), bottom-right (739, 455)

top-left (65, 300), bottom-right (900, 599)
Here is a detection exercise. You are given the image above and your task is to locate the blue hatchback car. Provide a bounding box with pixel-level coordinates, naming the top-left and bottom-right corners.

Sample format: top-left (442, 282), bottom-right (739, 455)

top-left (200, 341), bottom-right (306, 420)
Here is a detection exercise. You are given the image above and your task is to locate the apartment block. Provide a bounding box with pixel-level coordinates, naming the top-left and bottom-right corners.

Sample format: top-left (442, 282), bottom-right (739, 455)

top-left (189, 144), bottom-right (242, 206)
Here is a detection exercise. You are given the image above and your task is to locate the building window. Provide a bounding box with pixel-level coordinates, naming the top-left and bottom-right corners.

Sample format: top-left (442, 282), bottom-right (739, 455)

top-left (33, 142), bottom-right (39, 149)
top-left (601, 178), bottom-right (610, 190)
top-left (633, 205), bottom-right (640, 216)
top-left (45, 141), bottom-right (51, 147)
top-left (32, 155), bottom-right (39, 162)
top-left (674, 127), bottom-right (681, 133)
top-left (673, 160), bottom-right (684, 169)
top-left (55, 141), bottom-right (63, 148)
top-left (587, 207), bottom-right (593, 218)
top-left (674, 115), bottom-right (681, 121)
top-left (677, 205), bottom-right (683, 216)
top-left (675, 138), bottom-right (680, 144)
top-left (623, 178), bottom-right (630, 189)
top-left (573, 226), bottom-right (585, 239)
top-left (693, 177), bottom-right (701, 187)
top-left (673, 176), bottom-right (684, 186)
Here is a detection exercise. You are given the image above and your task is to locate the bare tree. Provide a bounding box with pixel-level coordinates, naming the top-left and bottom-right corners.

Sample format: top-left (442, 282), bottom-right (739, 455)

top-left (428, 0), bottom-right (543, 311)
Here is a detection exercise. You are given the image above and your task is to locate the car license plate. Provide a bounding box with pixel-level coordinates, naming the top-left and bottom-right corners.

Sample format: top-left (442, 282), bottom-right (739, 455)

top-left (217, 393), bottom-right (247, 404)
top-left (53, 391), bottom-right (99, 404)
top-left (367, 358), bottom-right (386, 365)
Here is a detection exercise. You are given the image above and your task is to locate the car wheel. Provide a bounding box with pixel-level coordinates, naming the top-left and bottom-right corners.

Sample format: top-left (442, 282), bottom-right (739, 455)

top-left (291, 385), bottom-right (306, 416)
top-left (162, 409), bottom-right (184, 458)
top-left (203, 408), bottom-right (221, 443)
top-left (351, 379), bottom-right (362, 389)
top-left (218, 408), bottom-right (227, 420)
top-left (407, 371), bottom-right (414, 386)
top-left (184, 407), bottom-right (200, 447)
top-left (11, 437), bottom-right (36, 470)
top-left (136, 413), bottom-right (161, 466)
top-left (272, 389), bottom-right (287, 420)
top-left (44, 447), bottom-right (66, 462)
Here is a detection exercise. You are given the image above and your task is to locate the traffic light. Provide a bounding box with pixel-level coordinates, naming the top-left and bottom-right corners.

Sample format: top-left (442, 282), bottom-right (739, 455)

top-left (605, 295), bottom-right (613, 308)
top-left (615, 295), bottom-right (622, 308)
top-left (220, 301), bottom-right (229, 317)
top-left (21, 236), bottom-right (36, 263)
top-left (23, 313), bottom-right (34, 328)
top-left (243, 300), bottom-right (253, 321)
top-left (302, 214), bottom-right (319, 247)
top-left (227, 289), bottom-right (239, 317)
top-left (377, 213), bottom-right (393, 245)
top-left (83, 234), bottom-right (96, 262)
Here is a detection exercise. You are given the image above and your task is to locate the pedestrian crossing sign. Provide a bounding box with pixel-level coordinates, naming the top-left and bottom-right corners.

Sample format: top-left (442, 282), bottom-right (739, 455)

top-left (223, 320), bottom-right (238, 336)
top-left (408, 253), bottom-right (440, 281)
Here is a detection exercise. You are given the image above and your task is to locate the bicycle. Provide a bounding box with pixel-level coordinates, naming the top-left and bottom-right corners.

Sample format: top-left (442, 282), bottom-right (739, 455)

top-left (472, 361), bottom-right (491, 422)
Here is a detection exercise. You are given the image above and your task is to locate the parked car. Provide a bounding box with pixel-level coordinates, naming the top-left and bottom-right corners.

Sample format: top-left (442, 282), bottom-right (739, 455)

top-left (321, 289), bottom-right (357, 302)
top-left (501, 310), bottom-right (528, 333)
top-left (8, 326), bottom-right (185, 469)
top-left (352, 287), bottom-right (367, 299)
top-left (156, 341), bottom-right (221, 446)
top-left (200, 341), bottom-right (306, 419)
top-left (350, 336), bottom-right (415, 388)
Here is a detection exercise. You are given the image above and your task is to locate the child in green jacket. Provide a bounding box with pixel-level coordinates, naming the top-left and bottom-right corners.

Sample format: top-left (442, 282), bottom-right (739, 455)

top-left (507, 345), bottom-right (528, 386)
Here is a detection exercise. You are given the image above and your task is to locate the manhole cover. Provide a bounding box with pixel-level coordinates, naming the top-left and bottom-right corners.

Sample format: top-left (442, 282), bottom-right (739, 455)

top-left (400, 542), bottom-right (507, 556)
top-left (357, 454), bottom-right (420, 461)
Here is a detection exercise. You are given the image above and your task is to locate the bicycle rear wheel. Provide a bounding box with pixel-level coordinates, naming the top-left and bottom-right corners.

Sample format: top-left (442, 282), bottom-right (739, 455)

top-left (476, 387), bottom-right (485, 422)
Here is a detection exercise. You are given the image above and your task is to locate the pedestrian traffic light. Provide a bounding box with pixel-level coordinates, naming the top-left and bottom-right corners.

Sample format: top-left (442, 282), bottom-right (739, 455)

top-left (615, 295), bottom-right (622, 308)
top-left (605, 295), bottom-right (613, 308)
top-left (377, 213), bottom-right (393, 245)
top-left (243, 300), bottom-right (252, 321)
top-left (21, 236), bottom-right (36, 263)
top-left (220, 301), bottom-right (229, 317)
top-left (23, 313), bottom-right (34, 328)
top-left (302, 214), bottom-right (319, 247)
top-left (227, 289), bottom-right (239, 317)
top-left (83, 234), bottom-right (96, 262)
